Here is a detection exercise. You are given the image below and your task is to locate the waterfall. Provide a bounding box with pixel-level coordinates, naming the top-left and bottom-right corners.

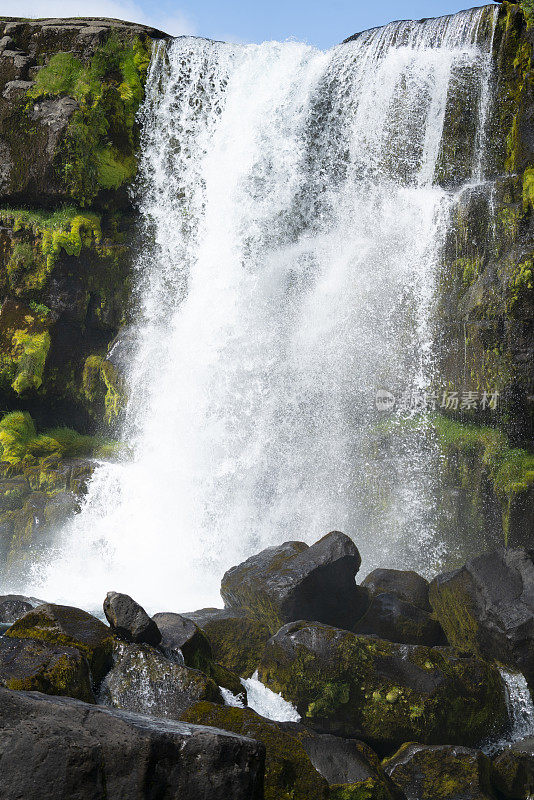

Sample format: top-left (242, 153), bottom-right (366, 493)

top-left (483, 668), bottom-right (534, 754)
top-left (21, 6), bottom-right (498, 614)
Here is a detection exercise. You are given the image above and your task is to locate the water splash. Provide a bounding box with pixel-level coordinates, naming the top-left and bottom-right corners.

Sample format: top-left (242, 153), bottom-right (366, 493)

top-left (483, 668), bottom-right (534, 754)
top-left (242, 673), bottom-right (301, 722)
top-left (20, 8), bottom-right (497, 614)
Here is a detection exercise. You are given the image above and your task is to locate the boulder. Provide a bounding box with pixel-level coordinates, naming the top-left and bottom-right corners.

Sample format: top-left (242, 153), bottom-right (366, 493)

top-left (383, 743), bottom-right (496, 800)
top-left (429, 548), bottom-right (534, 685)
top-left (104, 591), bottom-right (161, 646)
top-left (220, 532), bottom-right (368, 632)
top-left (100, 641), bottom-right (223, 719)
top-left (153, 611), bottom-right (212, 667)
top-left (362, 568), bottom-right (431, 611)
top-left (353, 592), bottom-right (445, 646)
top-left (0, 635), bottom-right (94, 702)
top-left (183, 607), bottom-right (271, 677)
top-left (493, 737), bottom-right (534, 798)
top-left (0, 687), bottom-right (265, 800)
top-left (153, 611), bottom-right (246, 701)
top-left (0, 593), bottom-right (43, 623)
top-left (180, 701), bottom-right (329, 800)
top-left (257, 621), bottom-right (507, 748)
top-left (5, 602), bottom-right (113, 682)
top-left (280, 723), bottom-right (403, 797)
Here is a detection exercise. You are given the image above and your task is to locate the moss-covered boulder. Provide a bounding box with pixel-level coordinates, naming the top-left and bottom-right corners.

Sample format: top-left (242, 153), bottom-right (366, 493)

top-left (183, 607), bottom-right (271, 677)
top-left (100, 641), bottom-right (223, 719)
top-left (257, 621), bottom-right (507, 748)
top-left (329, 782), bottom-right (399, 799)
top-left (0, 634), bottom-right (94, 701)
top-left (5, 602), bottom-right (113, 682)
top-left (492, 736), bottom-right (534, 798)
top-left (221, 532), bottom-right (369, 633)
top-left (383, 743), bottom-right (496, 800)
top-left (180, 701), bottom-right (329, 800)
top-left (353, 592), bottom-right (445, 647)
top-left (429, 548), bottom-right (534, 687)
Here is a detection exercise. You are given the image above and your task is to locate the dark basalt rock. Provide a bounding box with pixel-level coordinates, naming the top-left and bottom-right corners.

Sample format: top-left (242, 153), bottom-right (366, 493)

top-left (183, 607), bottom-right (271, 677)
top-left (0, 593), bottom-right (43, 623)
top-left (104, 591), bottom-right (161, 646)
top-left (100, 641), bottom-right (223, 719)
top-left (383, 743), bottom-right (496, 800)
top-left (257, 620), bottom-right (507, 748)
top-left (493, 737), bottom-right (534, 799)
top-left (362, 568), bottom-right (432, 612)
top-left (429, 548), bottom-right (534, 686)
top-left (153, 611), bottom-right (212, 666)
top-left (353, 592), bottom-right (445, 646)
top-left (220, 531), bottom-right (368, 632)
top-left (0, 687), bottom-right (265, 800)
top-left (279, 723), bottom-right (404, 798)
top-left (0, 634), bottom-right (94, 702)
top-left (180, 701), bottom-right (329, 800)
top-left (5, 602), bottom-right (113, 682)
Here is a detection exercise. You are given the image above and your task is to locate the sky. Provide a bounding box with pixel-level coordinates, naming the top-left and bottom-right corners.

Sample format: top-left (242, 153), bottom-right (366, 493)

top-left (0, 0), bottom-right (497, 49)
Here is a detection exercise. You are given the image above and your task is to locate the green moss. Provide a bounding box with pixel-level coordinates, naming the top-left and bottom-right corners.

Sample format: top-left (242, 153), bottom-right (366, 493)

top-left (29, 34), bottom-right (151, 205)
top-left (0, 411), bottom-right (121, 466)
top-left (522, 166), bottom-right (534, 210)
top-left (11, 329), bottom-right (51, 394)
top-left (330, 781), bottom-right (394, 800)
top-left (82, 356), bottom-right (126, 423)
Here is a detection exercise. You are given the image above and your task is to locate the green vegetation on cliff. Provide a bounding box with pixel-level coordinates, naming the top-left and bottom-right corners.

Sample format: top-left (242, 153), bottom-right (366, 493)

top-left (28, 35), bottom-right (151, 206)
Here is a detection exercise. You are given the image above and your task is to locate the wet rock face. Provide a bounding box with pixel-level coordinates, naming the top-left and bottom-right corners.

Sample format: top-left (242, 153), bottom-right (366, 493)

top-left (257, 620), bottom-right (508, 748)
top-left (493, 736), bottom-right (534, 798)
top-left (0, 635), bottom-right (94, 701)
top-left (0, 687), bottom-right (265, 800)
top-left (0, 593), bottom-right (43, 623)
top-left (383, 743), bottom-right (496, 800)
top-left (153, 611), bottom-right (212, 667)
top-left (353, 591), bottom-right (445, 647)
top-left (100, 641), bottom-right (222, 719)
top-left (5, 602), bottom-right (113, 682)
top-left (104, 591), bottom-right (161, 646)
top-left (429, 548), bottom-right (534, 686)
top-left (221, 531), bottom-right (368, 632)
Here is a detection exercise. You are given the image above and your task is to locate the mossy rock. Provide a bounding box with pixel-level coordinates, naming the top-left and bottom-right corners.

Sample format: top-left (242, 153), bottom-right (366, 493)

top-left (329, 781), bottom-right (398, 800)
top-left (493, 736), bottom-right (534, 798)
top-left (6, 602), bottom-right (113, 683)
top-left (180, 701), bottom-right (329, 800)
top-left (100, 641), bottom-right (222, 719)
top-left (382, 743), bottom-right (496, 799)
top-left (257, 621), bottom-right (507, 748)
top-left (0, 634), bottom-right (94, 702)
top-left (184, 607), bottom-right (271, 677)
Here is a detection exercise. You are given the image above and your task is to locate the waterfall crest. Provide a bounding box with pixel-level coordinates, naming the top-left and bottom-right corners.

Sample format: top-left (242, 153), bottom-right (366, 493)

top-left (23, 6), bottom-right (497, 614)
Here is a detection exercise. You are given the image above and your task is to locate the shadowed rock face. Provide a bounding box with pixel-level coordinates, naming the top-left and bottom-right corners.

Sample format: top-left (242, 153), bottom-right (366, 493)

top-left (0, 593), bottom-right (43, 623)
top-left (221, 531), bottom-right (368, 632)
top-left (353, 591), bottom-right (445, 647)
top-left (0, 687), bottom-right (265, 800)
top-left (493, 736), bottom-right (534, 798)
top-left (104, 591), bottom-right (161, 646)
top-left (429, 547), bottom-right (534, 687)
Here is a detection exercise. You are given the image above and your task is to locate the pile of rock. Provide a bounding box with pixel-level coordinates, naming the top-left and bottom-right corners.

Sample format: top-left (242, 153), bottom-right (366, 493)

top-left (1, 532), bottom-right (534, 799)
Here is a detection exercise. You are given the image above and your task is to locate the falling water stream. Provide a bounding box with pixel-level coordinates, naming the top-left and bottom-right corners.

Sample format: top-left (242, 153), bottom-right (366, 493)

top-left (18, 6), bottom-right (498, 614)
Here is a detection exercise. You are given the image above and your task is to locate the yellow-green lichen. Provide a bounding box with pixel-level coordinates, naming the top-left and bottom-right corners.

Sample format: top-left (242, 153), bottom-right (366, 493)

top-left (11, 329), bottom-right (50, 394)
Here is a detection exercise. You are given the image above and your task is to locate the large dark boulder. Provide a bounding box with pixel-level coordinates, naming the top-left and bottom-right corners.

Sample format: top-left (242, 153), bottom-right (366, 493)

top-left (257, 621), bottom-right (507, 748)
top-left (493, 737), bottom-right (534, 798)
top-left (0, 635), bottom-right (94, 701)
top-left (383, 743), bottom-right (496, 800)
top-left (220, 532), bottom-right (368, 632)
top-left (429, 548), bottom-right (534, 685)
top-left (104, 591), bottom-right (161, 646)
top-left (0, 687), bottom-right (265, 800)
top-left (353, 592), bottom-right (445, 646)
top-left (180, 701), bottom-right (329, 800)
top-left (0, 593), bottom-right (43, 623)
top-left (100, 641), bottom-right (222, 719)
top-left (183, 607), bottom-right (271, 677)
top-left (153, 611), bottom-right (212, 667)
top-left (362, 568), bottom-right (431, 611)
top-left (5, 602), bottom-right (113, 682)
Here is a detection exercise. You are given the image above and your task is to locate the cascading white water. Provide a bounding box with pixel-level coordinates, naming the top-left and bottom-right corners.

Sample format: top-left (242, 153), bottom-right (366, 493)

top-left (20, 6), bottom-right (498, 614)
